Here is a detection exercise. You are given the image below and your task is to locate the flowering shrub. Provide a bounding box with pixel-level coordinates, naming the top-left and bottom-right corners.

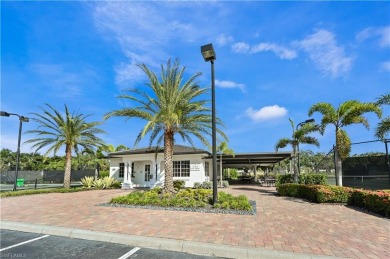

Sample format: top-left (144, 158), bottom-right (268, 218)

top-left (277, 184), bottom-right (351, 203)
top-left (278, 184), bottom-right (390, 218)
top-left (348, 189), bottom-right (390, 217)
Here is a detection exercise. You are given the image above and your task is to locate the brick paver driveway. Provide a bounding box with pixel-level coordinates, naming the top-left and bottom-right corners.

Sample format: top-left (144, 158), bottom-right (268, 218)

top-left (1, 185), bottom-right (389, 258)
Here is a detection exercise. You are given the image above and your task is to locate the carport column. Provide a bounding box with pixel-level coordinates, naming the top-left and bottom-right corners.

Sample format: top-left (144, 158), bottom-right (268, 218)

top-left (122, 161), bottom-right (133, 189)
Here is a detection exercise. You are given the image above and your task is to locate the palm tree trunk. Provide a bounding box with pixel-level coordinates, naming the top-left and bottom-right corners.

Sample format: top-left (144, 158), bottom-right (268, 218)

top-left (63, 144), bottom-right (72, 188)
top-left (334, 132), bottom-right (343, 186)
top-left (163, 131), bottom-right (175, 194)
top-left (292, 144), bottom-right (298, 183)
top-left (220, 154), bottom-right (223, 187)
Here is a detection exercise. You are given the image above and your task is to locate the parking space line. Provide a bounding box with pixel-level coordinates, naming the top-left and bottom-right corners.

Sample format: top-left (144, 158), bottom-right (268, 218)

top-left (0, 234), bottom-right (50, 252)
top-left (117, 247), bottom-right (141, 259)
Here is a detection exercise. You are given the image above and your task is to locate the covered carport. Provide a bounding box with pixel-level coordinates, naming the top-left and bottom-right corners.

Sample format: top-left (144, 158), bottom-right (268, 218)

top-left (217, 152), bottom-right (292, 169)
top-left (208, 152), bottom-right (292, 183)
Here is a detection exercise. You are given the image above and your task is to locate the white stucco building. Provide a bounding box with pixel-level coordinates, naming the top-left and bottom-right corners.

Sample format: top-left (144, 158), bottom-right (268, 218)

top-left (108, 145), bottom-right (211, 189)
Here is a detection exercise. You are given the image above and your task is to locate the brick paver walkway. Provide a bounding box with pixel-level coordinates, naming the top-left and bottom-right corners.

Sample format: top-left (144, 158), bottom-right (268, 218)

top-left (1, 185), bottom-right (389, 258)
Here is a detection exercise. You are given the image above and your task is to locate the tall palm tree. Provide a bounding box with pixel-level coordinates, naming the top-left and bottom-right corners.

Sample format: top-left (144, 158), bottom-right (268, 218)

top-left (275, 118), bottom-right (320, 182)
top-left (25, 104), bottom-right (106, 188)
top-left (217, 141), bottom-right (234, 187)
top-left (375, 93), bottom-right (390, 140)
top-left (308, 100), bottom-right (381, 186)
top-left (105, 59), bottom-right (227, 194)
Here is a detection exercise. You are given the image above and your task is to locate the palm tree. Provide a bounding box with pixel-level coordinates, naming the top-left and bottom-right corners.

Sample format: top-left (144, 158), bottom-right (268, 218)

top-left (96, 144), bottom-right (129, 158)
top-left (25, 104), bottom-right (106, 188)
top-left (308, 100), bottom-right (381, 186)
top-left (105, 59), bottom-right (227, 194)
top-left (375, 93), bottom-right (390, 140)
top-left (216, 141), bottom-right (234, 187)
top-left (275, 118), bottom-right (320, 182)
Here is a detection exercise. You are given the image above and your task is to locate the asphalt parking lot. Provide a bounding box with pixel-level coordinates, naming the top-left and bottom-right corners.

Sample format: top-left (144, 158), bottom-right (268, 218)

top-left (0, 229), bottom-right (220, 259)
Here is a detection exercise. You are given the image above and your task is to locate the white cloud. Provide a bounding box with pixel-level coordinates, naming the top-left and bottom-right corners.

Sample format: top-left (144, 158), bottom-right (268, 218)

top-left (92, 2), bottom-right (227, 87)
top-left (215, 79), bottom-right (245, 91)
top-left (251, 43), bottom-right (297, 60)
top-left (216, 33), bottom-right (234, 46)
top-left (246, 105), bottom-right (288, 122)
top-left (356, 26), bottom-right (390, 48)
top-left (380, 61), bottom-right (390, 72)
top-left (232, 41), bottom-right (297, 60)
top-left (231, 42), bottom-right (250, 53)
top-left (296, 30), bottom-right (352, 78)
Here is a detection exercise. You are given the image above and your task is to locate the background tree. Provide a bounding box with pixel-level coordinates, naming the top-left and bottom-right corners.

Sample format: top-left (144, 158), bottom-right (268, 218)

top-left (275, 118), bottom-right (319, 182)
top-left (375, 93), bottom-right (390, 140)
top-left (216, 141), bottom-right (234, 187)
top-left (96, 144), bottom-right (129, 158)
top-left (105, 59), bottom-right (227, 194)
top-left (308, 100), bottom-right (381, 186)
top-left (25, 104), bottom-right (106, 188)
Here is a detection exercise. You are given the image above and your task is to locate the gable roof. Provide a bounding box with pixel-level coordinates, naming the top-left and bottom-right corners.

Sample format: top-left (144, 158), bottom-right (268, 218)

top-left (108, 145), bottom-right (210, 157)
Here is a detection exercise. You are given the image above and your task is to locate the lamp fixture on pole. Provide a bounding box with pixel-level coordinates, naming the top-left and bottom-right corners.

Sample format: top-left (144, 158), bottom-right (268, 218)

top-left (1, 111), bottom-right (29, 191)
top-left (201, 43), bottom-right (218, 204)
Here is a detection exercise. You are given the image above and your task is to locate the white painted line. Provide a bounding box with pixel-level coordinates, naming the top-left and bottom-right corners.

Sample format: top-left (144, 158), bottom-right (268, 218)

top-left (117, 247), bottom-right (141, 259)
top-left (0, 234), bottom-right (50, 252)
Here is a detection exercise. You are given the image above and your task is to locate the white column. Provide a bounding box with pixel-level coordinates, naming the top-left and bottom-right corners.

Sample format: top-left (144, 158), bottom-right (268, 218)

top-left (157, 158), bottom-right (163, 187)
top-left (122, 161), bottom-right (133, 189)
top-left (151, 160), bottom-right (156, 188)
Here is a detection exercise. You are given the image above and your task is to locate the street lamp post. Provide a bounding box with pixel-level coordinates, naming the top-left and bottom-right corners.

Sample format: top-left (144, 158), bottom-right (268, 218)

top-left (1, 111), bottom-right (29, 191)
top-left (296, 118), bottom-right (315, 176)
top-left (201, 43), bottom-right (218, 204)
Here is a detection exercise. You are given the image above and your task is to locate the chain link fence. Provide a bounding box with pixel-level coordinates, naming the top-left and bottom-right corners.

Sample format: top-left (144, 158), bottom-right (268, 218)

top-left (314, 139), bottom-right (390, 190)
top-left (0, 170), bottom-right (95, 184)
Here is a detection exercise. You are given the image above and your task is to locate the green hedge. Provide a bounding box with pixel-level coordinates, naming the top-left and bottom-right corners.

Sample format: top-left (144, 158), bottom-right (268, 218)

top-left (277, 184), bottom-right (351, 203)
top-left (276, 173), bottom-right (327, 186)
top-left (277, 184), bottom-right (390, 217)
top-left (348, 189), bottom-right (390, 217)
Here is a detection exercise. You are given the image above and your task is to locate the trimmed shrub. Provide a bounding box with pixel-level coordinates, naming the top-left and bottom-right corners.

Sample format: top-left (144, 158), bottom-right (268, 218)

top-left (173, 180), bottom-right (185, 190)
top-left (277, 183), bottom-right (301, 197)
top-left (299, 174), bottom-right (328, 185)
top-left (277, 184), bottom-right (352, 203)
top-left (277, 173), bottom-right (327, 186)
top-left (276, 174), bottom-right (294, 185)
top-left (110, 188), bottom-right (252, 211)
top-left (278, 184), bottom-right (390, 218)
top-left (99, 171), bottom-right (109, 178)
top-left (348, 189), bottom-right (390, 217)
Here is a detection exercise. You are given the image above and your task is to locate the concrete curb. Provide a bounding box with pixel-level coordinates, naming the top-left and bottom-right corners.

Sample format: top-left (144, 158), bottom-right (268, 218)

top-left (0, 221), bottom-right (338, 259)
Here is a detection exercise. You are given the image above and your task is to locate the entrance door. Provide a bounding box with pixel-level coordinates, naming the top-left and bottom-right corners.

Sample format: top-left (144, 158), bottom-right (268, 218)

top-left (145, 164), bottom-right (151, 182)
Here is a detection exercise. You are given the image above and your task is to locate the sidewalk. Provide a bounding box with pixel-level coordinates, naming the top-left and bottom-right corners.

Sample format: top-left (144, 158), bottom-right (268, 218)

top-left (1, 185), bottom-right (389, 258)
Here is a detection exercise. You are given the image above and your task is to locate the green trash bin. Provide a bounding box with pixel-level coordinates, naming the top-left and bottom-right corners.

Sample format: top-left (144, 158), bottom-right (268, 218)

top-left (17, 178), bottom-right (25, 187)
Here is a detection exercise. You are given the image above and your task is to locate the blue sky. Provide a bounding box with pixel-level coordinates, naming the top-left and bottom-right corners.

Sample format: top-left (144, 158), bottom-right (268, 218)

top-left (1, 1), bottom-right (389, 156)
